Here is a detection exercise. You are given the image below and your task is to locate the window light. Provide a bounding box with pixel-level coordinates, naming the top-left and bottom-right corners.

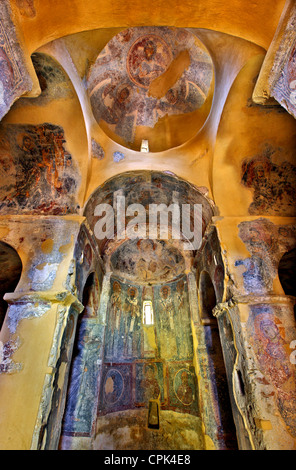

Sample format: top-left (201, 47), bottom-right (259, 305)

top-left (143, 300), bottom-right (154, 325)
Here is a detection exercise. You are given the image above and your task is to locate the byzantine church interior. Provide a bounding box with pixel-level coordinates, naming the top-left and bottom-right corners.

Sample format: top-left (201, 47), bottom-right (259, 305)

top-left (0, 0), bottom-right (296, 450)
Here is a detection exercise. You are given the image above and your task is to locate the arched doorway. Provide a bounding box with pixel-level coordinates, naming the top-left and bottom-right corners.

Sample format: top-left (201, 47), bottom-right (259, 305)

top-left (0, 241), bottom-right (22, 330)
top-left (278, 248), bottom-right (296, 318)
top-left (59, 271), bottom-right (102, 448)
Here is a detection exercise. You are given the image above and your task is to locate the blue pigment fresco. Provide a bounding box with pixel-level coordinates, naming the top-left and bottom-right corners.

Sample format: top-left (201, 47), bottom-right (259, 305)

top-left (62, 273), bottom-right (200, 437)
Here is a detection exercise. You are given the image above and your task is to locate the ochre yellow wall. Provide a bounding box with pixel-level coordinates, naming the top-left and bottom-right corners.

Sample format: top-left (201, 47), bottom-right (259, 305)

top-left (10, 0), bottom-right (286, 53)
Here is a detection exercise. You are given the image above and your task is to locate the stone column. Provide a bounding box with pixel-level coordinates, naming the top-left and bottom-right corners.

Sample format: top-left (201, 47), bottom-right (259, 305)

top-left (188, 270), bottom-right (227, 450)
top-left (213, 294), bottom-right (296, 450)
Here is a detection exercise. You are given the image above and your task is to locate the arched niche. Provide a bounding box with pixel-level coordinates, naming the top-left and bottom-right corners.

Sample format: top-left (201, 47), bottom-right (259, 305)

top-left (60, 170), bottom-right (222, 450)
top-left (0, 241), bottom-right (22, 330)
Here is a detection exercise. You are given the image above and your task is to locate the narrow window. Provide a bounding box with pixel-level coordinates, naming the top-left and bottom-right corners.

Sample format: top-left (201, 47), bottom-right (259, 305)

top-left (143, 300), bottom-right (154, 325)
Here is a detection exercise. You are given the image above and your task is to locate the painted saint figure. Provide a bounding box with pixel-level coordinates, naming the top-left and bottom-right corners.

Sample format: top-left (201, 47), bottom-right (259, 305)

top-left (158, 285), bottom-right (177, 358)
top-left (124, 286), bottom-right (141, 358)
top-left (176, 370), bottom-right (194, 406)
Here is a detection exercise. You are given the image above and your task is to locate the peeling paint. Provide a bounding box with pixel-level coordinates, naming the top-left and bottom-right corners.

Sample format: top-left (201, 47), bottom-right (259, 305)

top-left (7, 300), bottom-right (51, 333)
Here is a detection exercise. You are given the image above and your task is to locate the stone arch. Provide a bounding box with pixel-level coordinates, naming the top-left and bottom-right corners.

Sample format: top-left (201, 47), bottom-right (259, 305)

top-left (60, 270), bottom-right (103, 443)
top-left (83, 169), bottom-right (216, 259)
top-left (79, 171), bottom-right (220, 449)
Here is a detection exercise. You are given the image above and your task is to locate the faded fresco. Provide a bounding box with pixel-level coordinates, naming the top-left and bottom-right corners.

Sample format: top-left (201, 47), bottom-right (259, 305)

top-left (61, 273), bottom-right (103, 435)
top-left (195, 227), bottom-right (225, 303)
top-left (0, 123), bottom-right (80, 214)
top-left (15, 0), bottom-right (36, 18)
top-left (235, 217), bottom-right (296, 439)
top-left (97, 275), bottom-right (199, 419)
top-left (74, 224), bottom-right (104, 303)
top-left (14, 53), bottom-right (74, 108)
top-left (235, 218), bottom-right (296, 295)
top-left (272, 40), bottom-right (296, 118)
top-left (0, 241), bottom-right (22, 329)
top-left (84, 171), bottom-right (213, 255)
top-left (87, 27), bottom-right (213, 145)
top-left (241, 144), bottom-right (296, 216)
top-left (0, 337), bottom-right (22, 373)
top-left (247, 304), bottom-right (296, 437)
top-left (91, 138), bottom-right (105, 160)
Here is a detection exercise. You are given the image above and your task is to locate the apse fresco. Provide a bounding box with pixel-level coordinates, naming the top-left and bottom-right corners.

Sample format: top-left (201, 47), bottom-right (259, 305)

top-left (87, 27), bottom-right (213, 146)
top-left (241, 144), bottom-right (296, 216)
top-left (0, 123), bottom-right (80, 214)
top-left (61, 273), bottom-right (198, 437)
top-left (98, 275), bottom-right (199, 419)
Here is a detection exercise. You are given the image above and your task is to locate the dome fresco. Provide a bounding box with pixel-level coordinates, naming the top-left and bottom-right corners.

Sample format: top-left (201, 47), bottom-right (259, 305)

top-left (1, 0), bottom-right (296, 452)
top-left (87, 27), bottom-right (213, 150)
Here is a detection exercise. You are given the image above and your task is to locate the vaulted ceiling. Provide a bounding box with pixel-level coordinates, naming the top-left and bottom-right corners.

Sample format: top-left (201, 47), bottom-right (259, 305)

top-left (1, 0), bottom-right (295, 220)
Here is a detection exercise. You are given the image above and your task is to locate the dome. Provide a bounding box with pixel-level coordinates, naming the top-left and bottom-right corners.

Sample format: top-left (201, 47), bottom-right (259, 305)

top-left (87, 27), bottom-right (214, 151)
